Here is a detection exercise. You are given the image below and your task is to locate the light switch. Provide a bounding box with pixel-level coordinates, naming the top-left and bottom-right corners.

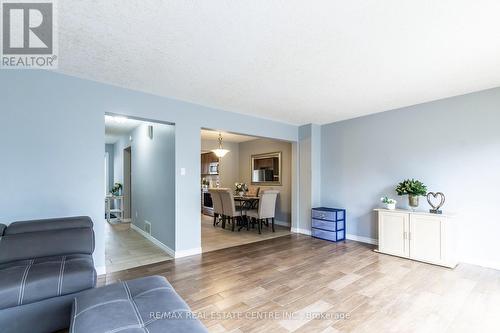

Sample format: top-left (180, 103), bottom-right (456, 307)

top-left (180, 168), bottom-right (186, 176)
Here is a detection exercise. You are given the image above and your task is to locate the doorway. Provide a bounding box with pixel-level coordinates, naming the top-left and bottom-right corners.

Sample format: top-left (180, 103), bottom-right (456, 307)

top-left (104, 115), bottom-right (175, 273)
top-left (200, 129), bottom-right (293, 253)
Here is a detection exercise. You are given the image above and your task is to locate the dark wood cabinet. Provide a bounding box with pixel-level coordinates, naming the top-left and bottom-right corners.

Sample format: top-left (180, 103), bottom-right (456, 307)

top-left (201, 152), bottom-right (219, 175)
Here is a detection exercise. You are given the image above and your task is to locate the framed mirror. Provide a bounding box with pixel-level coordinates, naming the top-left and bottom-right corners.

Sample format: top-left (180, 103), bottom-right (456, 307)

top-left (251, 152), bottom-right (282, 185)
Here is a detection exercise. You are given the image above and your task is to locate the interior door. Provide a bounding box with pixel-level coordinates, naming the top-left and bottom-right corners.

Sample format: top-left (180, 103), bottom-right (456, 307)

top-left (379, 212), bottom-right (410, 258)
top-left (409, 215), bottom-right (443, 263)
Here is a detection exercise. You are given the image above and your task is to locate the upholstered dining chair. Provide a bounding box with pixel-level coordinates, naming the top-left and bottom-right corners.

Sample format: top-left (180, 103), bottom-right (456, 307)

top-left (246, 190), bottom-right (279, 234)
top-left (246, 185), bottom-right (260, 197)
top-left (208, 188), bottom-right (224, 227)
top-left (219, 189), bottom-right (242, 232)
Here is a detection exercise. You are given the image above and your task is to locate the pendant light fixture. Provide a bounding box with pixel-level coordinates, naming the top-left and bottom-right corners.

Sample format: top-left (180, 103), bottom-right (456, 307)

top-left (212, 132), bottom-right (230, 158)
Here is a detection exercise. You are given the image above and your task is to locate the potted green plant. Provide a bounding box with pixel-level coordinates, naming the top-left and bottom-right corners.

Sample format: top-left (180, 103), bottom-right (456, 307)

top-left (395, 179), bottom-right (427, 209)
top-left (380, 196), bottom-right (397, 210)
top-left (110, 182), bottom-right (123, 196)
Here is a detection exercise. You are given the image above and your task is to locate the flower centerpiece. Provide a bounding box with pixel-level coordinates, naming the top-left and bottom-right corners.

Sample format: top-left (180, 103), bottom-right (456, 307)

top-left (234, 182), bottom-right (248, 196)
top-left (380, 196), bottom-right (397, 210)
top-left (395, 179), bottom-right (427, 209)
top-left (110, 182), bottom-right (123, 196)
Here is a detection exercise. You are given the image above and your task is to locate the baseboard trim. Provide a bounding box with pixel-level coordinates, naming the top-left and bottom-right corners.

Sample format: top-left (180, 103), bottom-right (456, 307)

top-left (346, 234), bottom-right (379, 245)
top-left (131, 224), bottom-right (175, 257)
top-left (275, 220), bottom-right (291, 228)
top-left (175, 247), bottom-right (202, 258)
top-left (460, 258), bottom-right (500, 271)
top-left (291, 227), bottom-right (312, 236)
top-left (95, 265), bottom-right (106, 276)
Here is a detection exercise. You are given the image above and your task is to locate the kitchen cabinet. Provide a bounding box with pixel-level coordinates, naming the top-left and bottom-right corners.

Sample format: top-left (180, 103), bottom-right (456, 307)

top-left (201, 152), bottom-right (219, 175)
top-left (374, 209), bottom-right (457, 268)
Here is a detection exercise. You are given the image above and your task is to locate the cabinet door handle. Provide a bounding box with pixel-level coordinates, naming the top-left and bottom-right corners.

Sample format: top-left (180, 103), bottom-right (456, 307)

top-left (403, 232), bottom-right (407, 239)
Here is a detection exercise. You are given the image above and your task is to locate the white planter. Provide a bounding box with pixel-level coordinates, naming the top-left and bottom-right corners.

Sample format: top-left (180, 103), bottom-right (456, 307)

top-left (385, 203), bottom-right (396, 210)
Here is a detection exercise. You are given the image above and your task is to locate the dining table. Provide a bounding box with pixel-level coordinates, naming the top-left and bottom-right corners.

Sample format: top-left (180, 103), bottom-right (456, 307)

top-left (233, 195), bottom-right (260, 231)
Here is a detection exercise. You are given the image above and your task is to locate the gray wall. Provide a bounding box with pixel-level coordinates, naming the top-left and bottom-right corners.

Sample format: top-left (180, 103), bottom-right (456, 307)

top-left (0, 73), bottom-right (105, 270)
top-left (239, 139), bottom-right (292, 224)
top-left (0, 70), bottom-right (297, 271)
top-left (201, 140), bottom-right (240, 189)
top-left (105, 144), bottom-right (115, 193)
top-left (113, 123), bottom-right (176, 249)
top-left (320, 88), bottom-right (500, 268)
top-left (298, 124), bottom-right (322, 232)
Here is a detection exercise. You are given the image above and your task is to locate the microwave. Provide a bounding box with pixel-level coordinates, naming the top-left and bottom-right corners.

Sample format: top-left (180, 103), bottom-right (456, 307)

top-left (208, 162), bottom-right (219, 174)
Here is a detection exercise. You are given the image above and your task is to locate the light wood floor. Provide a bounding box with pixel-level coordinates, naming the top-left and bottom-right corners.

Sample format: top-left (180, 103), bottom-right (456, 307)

top-left (105, 215), bottom-right (290, 272)
top-left (105, 222), bottom-right (173, 273)
top-left (201, 213), bottom-right (291, 253)
top-left (101, 235), bottom-right (500, 333)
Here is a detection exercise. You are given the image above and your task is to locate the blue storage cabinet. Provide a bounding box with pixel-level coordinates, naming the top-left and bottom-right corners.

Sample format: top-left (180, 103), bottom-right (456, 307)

top-left (311, 207), bottom-right (346, 242)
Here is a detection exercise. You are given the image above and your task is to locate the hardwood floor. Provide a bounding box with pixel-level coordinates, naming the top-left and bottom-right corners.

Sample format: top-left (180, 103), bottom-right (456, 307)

top-left (101, 235), bottom-right (500, 333)
top-left (105, 214), bottom-right (290, 273)
top-left (105, 222), bottom-right (173, 273)
top-left (201, 213), bottom-right (291, 253)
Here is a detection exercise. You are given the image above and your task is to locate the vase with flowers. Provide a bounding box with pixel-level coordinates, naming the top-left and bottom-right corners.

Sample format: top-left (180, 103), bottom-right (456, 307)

top-left (234, 182), bottom-right (248, 196)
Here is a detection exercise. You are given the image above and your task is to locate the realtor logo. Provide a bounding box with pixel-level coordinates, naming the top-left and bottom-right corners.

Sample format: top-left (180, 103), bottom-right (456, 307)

top-left (1, 0), bottom-right (57, 68)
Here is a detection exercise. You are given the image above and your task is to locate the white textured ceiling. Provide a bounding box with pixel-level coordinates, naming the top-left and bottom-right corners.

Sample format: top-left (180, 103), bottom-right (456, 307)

top-left (58, 1), bottom-right (500, 125)
top-left (104, 115), bottom-right (143, 144)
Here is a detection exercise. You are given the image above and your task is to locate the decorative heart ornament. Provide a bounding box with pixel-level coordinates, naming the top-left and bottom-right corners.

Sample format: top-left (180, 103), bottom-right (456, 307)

top-left (427, 192), bottom-right (446, 213)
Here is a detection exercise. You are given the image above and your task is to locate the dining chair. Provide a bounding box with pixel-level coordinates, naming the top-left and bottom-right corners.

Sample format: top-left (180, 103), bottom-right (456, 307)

top-left (246, 185), bottom-right (260, 197)
top-left (246, 190), bottom-right (279, 234)
top-left (208, 188), bottom-right (224, 227)
top-left (219, 189), bottom-right (242, 232)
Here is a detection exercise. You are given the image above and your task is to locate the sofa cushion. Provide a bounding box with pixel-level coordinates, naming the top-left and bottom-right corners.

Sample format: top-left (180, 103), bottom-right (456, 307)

top-left (70, 276), bottom-right (208, 333)
top-left (0, 254), bottom-right (96, 310)
top-left (0, 224), bottom-right (6, 236)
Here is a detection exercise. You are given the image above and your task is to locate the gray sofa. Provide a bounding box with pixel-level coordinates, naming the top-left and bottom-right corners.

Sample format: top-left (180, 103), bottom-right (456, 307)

top-left (0, 216), bottom-right (97, 333)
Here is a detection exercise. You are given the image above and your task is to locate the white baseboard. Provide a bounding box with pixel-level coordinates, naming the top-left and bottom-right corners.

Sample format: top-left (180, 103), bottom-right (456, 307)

top-left (275, 220), bottom-right (291, 227)
top-left (346, 234), bottom-right (378, 245)
top-left (291, 229), bottom-right (378, 245)
top-left (460, 258), bottom-right (500, 271)
top-left (131, 224), bottom-right (175, 257)
top-left (291, 227), bottom-right (312, 236)
top-left (95, 265), bottom-right (106, 276)
top-left (175, 247), bottom-right (202, 258)
top-left (131, 224), bottom-right (202, 259)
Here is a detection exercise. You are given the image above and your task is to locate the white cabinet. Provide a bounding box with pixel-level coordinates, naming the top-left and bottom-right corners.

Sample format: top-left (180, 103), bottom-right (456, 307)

top-left (375, 209), bottom-right (457, 268)
top-left (378, 211), bottom-right (409, 258)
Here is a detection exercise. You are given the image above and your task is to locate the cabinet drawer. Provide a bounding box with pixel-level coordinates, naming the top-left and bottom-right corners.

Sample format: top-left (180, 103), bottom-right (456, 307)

top-left (312, 210), bottom-right (333, 221)
top-left (312, 228), bottom-right (345, 242)
top-left (312, 219), bottom-right (344, 231)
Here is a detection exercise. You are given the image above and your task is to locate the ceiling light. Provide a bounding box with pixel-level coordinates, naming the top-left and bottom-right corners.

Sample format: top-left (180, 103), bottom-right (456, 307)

top-left (113, 116), bottom-right (128, 123)
top-left (105, 115), bottom-right (128, 123)
top-left (212, 133), bottom-right (229, 158)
